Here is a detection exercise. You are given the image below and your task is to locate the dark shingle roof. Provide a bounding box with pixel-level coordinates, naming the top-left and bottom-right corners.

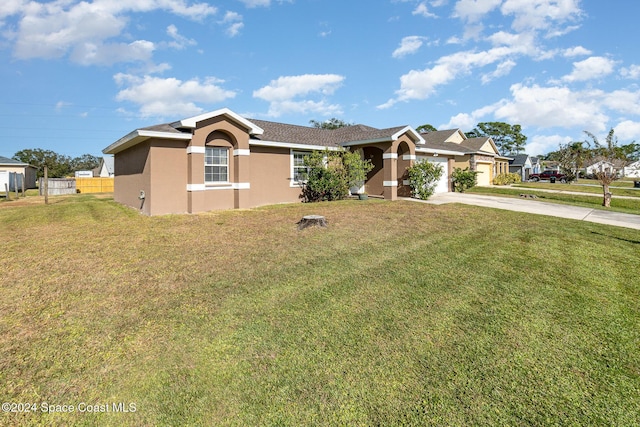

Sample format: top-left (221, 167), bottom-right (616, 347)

top-left (509, 154), bottom-right (529, 166)
top-left (420, 129), bottom-right (461, 145)
top-left (248, 119), bottom-right (413, 147)
top-left (0, 155), bottom-right (28, 166)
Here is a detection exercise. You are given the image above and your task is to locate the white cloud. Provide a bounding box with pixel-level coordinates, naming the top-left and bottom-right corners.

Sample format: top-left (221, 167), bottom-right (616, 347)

top-left (220, 11), bottom-right (243, 37)
top-left (563, 46), bottom-right (591, 57)
top-left (526, 134), bottom-right (573, 156)
top-left (392, 36), bottom-right (427, 58)
top-left (114, 74), bottom-right (236, 118)
top-left (166, 25), bottom-right (196, 49)
top-left (440, 103), bottom-right (500, 129)
top-left (7, 0), bottom-right (217, 64)
top-left (494, 83), bottom-right (609, 131)
top-left (481, 59), bottom-right (516, 83)
top-left (236, 0), bottom-right (292, 7)
top-left (621, 64), bottom-right (640, 80)
top-left (614, 120), bottom-right (640, 142)
top-left (453, 0), bottom-right (502, 23)
top-left (379, 46), bottom-right (520, 108)
top-left (413, 2), bottom-right (437, 18)
top-left (501, 0), bottom-right (583, 33)
top-left (561, 56), bottom-right (617, 82)
top-left (253, 74), bottom-right (345, 117)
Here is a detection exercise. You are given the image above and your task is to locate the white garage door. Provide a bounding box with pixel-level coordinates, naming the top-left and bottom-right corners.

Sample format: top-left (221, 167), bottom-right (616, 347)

top-left (416, 156), bottom-right (449, 193)
top-left (476, 163), bottom-right (492, 186)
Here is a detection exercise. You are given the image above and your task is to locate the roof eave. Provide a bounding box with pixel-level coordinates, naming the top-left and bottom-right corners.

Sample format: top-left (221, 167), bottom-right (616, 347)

top-left (102, 130), bottom-right (192, 155)
top-left (174, 108), bottom-right (264, 136)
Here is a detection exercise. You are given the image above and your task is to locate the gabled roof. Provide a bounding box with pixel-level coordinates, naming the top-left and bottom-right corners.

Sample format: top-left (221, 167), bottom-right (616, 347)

top-left (509, 154), bottom-right (530, 166)
top-left (173, 108), bottom-right (264, 135)
top-left (420, 129), bottom-right (465, 145)
top-left (101, 157), bottom-right (114, 174)
top-left (104, 109), bottom-right (423, 154)
top-left (0, 155), bottom-right (31, 167)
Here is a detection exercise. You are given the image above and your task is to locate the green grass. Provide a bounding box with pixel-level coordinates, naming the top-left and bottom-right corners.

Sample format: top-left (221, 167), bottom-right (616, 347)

top-left (514, 181), bottom-right (640, 197)
top-left (469, 186), bottom-right (640, 214)
top-left (1, 195), bottom-right (640, 426)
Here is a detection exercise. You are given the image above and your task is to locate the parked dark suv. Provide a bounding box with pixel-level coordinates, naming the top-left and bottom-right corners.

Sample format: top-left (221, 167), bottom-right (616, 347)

top-left (529, 170), bottom-right (567, 183)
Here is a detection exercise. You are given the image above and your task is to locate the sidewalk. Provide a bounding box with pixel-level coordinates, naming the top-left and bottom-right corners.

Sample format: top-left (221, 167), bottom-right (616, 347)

top-left (405, 193), bottom-right (640, 230)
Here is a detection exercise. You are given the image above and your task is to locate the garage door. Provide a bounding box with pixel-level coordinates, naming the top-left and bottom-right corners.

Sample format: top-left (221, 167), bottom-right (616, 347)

top-left (416, 156), bottom-right (449, 193)
top-left (476, 163), bottom-right (492, 186)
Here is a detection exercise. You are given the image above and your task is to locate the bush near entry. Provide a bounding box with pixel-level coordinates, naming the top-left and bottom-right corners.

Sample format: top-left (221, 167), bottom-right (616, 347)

top-left (451, 167), bottom-right (478, 192)
top-left (493, 173), bottom-right (522, 185)
top-left (407, 160), bottom-right (444, 200)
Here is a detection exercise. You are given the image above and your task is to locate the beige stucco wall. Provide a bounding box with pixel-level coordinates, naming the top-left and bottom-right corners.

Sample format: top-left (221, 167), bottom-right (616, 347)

top-left (249, 145), bottom-right (303, 207)
top-left (114, 141), bottom-right (152, 215)
top-left (149, 140), bottom-right (188, 215)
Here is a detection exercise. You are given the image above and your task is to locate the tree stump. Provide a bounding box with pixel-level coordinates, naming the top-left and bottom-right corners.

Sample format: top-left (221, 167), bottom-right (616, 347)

top-left (297, 215), bottom-right (327, 230)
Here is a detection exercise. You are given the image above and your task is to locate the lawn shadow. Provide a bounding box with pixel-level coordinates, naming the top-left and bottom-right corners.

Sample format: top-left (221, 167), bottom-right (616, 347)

top-left (591, 231), bottom-right (640, 245)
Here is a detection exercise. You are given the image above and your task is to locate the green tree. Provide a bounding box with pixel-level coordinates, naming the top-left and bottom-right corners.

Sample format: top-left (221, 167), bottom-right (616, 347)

top-left (584, 129), bottom-right (630, 207)
top-left (406, 160), bottom-right (444, 199)
top-left (415, 124), bottom-right (437, 133)
top-left (555, 141), bottom-right (590, 182)
top-left (13, 148), bottom-right (72, 178)
top-left (309, 118), bottom-right (352, 130)
top-left (467, 122), bottom-right (527, 156)
top-left (70, 154), bottom-right (100, 171)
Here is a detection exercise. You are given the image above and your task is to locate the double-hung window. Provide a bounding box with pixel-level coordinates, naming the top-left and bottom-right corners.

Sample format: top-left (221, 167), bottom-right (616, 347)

top-left (292, 151), bottom-right (310, 184)
top-left (205, 147), bottom-right (228, 183)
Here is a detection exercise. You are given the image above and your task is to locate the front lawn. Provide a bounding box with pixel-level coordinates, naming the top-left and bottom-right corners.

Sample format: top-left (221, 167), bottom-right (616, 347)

top-left (515, 181), bottom-right (640, 197)
top-left (469, 186), bottom-right (640, 214)
top-left (1, 195), bottom-right (639, 425)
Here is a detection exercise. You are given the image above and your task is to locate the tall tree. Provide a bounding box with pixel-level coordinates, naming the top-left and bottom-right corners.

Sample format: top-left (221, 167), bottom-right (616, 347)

top-left (309, 118), bottom-right (352, 130)
top-left (70, 154), bottom-right (101, 171)
top-left (467, 122), bottom-right (527, 156)
top-left (584, 128), bottom-right (630, 207)
top-left (555, 141), bottom-right (590, 182)
top-left (13, 148), bottom-right (72, 178)
top-left (416, 124), bottom-right (437, 133)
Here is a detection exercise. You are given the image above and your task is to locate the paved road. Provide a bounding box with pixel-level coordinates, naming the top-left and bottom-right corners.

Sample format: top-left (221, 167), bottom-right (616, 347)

top-left (405, 193), bottom-right (640, 231)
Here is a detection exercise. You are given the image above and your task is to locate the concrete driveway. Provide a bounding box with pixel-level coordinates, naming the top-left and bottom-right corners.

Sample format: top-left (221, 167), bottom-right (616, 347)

top-left (405, 192), bottom-right (640, 230)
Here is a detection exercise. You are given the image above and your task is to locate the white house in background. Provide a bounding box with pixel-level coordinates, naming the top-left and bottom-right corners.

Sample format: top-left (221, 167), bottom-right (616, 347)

top-left (97, 157), bottom-right (114, 177)
top-left (623, 160), bottom-right (640, 178)
top-left (585, 160), bottom-right (620, 176)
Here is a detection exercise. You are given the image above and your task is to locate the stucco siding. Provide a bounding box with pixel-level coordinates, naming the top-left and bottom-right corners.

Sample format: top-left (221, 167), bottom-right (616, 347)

top-left (149, 141), bottom-right (188, 215)
top-left (114, 141), bottom-right (152, 214)
top-left (249, 145), bottom-right (302, 207)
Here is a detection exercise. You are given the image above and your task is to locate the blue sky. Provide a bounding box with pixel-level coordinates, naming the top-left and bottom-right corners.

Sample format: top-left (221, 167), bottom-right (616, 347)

top-left (1, 0), bottom-right (639, 159)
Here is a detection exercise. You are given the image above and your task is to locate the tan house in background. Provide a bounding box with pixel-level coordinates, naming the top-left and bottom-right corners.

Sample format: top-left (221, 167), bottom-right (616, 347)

top-left (104, 109), bottom-right (428, 215)
top-left (0, 156), bottom-right (38, 190)
top-left (420, 129), bottom-right (511, 186)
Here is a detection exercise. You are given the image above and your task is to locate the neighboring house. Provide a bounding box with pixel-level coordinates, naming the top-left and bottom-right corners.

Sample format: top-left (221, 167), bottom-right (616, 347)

top-left (623, 160), bottom-right (640, 178)
top-left (530, 156), bottom-right (542, 174)
top-left (585, 159), bottom-right (624, 176)
top-left (97, 157), bottom-right (114, 177)
top-left (0, 155), bottom-right (38, 189)
top-left (420, 130), bottom-right (511, 186)
top-left (103, 108), bottom-right (427, 215)
top-left (541, 160), bottom-right (560, 171)
top-left (509, 154), bottom-right (533, 181)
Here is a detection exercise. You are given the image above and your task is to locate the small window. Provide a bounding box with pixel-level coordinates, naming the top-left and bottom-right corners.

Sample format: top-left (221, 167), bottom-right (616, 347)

top-left (205, 147), bottom-right (228, 183)
top-left (292, 151), bottom-right (310, 184)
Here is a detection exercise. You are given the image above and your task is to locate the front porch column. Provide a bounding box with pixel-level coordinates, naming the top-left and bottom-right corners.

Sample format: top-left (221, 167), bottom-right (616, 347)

top-left (383, 151), bottom-right (398, 200)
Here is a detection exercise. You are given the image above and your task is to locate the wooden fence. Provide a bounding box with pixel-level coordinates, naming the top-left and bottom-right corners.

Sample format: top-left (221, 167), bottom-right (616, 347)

top-left (39, 178), bottom-right (76, 195)
top-left (75, 177), bottom-right (114, 193)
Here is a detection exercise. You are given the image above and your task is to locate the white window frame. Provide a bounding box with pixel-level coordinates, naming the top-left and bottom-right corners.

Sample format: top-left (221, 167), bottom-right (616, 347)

top-left (205, 147), bottom-right (229, 184)
top-left (291, 150), bottom-right (311, 187)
